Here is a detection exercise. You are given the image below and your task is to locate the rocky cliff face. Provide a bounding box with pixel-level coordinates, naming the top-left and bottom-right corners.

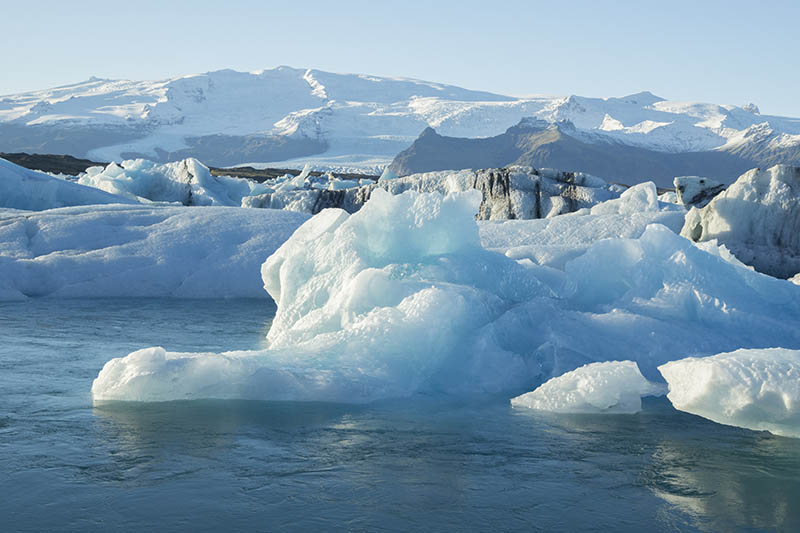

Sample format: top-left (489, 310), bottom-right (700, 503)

top-left (681, 165), bottom-right (800, 278)
top-left (245, 166), bottom-right (620, 220)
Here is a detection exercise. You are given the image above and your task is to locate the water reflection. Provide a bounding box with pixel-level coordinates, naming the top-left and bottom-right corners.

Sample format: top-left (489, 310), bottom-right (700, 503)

top-left (90, 400), bottom-right (365, 483)
top-left (647, 428), bottom-right (800, 531)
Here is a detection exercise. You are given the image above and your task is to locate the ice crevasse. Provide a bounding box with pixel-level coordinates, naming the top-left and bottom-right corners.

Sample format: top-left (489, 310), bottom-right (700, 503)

top-left (92, 187), bottom-right (800, 404)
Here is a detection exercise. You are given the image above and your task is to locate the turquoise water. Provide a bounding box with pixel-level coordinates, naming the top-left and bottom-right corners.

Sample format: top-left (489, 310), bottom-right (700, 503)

top-left (2, 299), bottom-right (800, 532)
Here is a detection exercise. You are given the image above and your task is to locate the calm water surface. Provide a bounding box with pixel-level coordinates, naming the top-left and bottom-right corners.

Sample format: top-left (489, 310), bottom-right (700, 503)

top-left (1, 298), bottom-right (799, 532)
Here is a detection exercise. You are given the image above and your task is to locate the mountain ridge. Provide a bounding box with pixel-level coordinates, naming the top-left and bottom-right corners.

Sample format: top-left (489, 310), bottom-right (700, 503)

top-left (1, 66), bottom-right (799, 176)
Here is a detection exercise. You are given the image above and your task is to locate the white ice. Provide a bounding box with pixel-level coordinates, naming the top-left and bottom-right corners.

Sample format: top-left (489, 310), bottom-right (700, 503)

top-left (479, 182), bottom-right (685, 269)
top-left (0, 157), bottom-right (132, 211)
top-left (91, 187), bottom-right (800, 403)
top-left (659, 348), bottom-right (800, 438)
top-left (673, 176), bottom-right (724, 208)
top-left (511, 361), bottom-right (665, 414)
top-left (77, 158), bottom-right (255, 206)
top-left (0, 204), bottom-right (308, 300)
top-left (681, 165), bottom-right (800, 278)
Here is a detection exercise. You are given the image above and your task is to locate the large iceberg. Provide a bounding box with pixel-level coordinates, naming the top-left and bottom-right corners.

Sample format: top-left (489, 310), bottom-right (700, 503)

top-left (681, 165), bottom-right (800, 278)
top-left (659, 348), bottom-right (800, 438)
top-left (0, 157), bottom-right (132, 210)
top-left (92, 187), bottom-right (800, 403)
top-left (511, 361), bottom-right (664, 414)
top-left (0, 204), bottom-right (308, 300)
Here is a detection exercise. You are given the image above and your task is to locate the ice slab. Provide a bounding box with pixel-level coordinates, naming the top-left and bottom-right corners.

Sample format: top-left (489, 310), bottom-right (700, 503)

top-left (659, 348), bottom-right (800, 438)
top-left (511, 361), bottom-right (665, 414)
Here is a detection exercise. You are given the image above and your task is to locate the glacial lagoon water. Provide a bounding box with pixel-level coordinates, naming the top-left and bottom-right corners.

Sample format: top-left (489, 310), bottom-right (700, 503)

top-left (2, 298), bottom-right (800, 532)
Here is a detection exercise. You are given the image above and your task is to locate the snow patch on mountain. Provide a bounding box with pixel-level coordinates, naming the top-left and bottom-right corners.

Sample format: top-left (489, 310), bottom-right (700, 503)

top-left (3, 67), bottom-right (800, 166)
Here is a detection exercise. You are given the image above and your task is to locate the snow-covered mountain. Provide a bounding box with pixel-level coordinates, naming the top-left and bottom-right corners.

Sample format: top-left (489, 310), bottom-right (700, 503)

top-left (2, 66), bottom-right (799, 172)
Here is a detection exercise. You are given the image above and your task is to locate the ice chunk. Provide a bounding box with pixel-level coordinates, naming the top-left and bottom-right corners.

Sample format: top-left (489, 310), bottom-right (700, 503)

top-left (589, 181), bottom-right (659, 215)
top-left (479, 184), bottom-right (685, 269)
top-left (77, 158), bottom-right (253, 206)
top-left (378, 167), bottom-right (398, 181)
top-left (681, 165), bottom-right (800, 278)
top-left (659, 348), bottom-right (800, 438)
top-left (0, 157), bottom-right (132, 210)
top-left (0, 204), bottom-right (308, 299)
top-left (673, 176), bottom-right (724, 208)
top-left (92, 189), bottom-right (551, 402)
top-left (511, 361), bottom-right (665, 414)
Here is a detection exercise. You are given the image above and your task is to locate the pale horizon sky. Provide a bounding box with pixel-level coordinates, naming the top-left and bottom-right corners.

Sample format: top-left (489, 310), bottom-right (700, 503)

top-left (2, 0), bottom-right (799, 116)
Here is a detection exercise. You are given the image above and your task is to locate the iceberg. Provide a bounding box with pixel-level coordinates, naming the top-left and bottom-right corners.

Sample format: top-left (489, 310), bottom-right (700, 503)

top-left (0, 204), bottom-right (308, 300)
top-left (511, 361), bottom-right (664, 414)
top-left (77, 158), bottom-right (254, 206)
top-left (659, 348), bottom-right (800, 438)
top-left (0, 157), bottom-right (132, 211)
top-left (92, 188), bottom-right (800, 403)
top-left (681, 165), bottom-right (800, 278)
top-left (240, 166), bottom-right (622, 220)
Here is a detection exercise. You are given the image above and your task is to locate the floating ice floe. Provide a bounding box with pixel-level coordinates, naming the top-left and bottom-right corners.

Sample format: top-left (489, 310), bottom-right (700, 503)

top-left (92, 187), bottom-right (800, 403)
top-left (682, 165), bottom-right (800, 278)
top-left (659, 348), bottom-right (800, 438)
top-left (0, 157), bottom-right (132, 210)
top-left (511, 361), bottom-right (665, 414)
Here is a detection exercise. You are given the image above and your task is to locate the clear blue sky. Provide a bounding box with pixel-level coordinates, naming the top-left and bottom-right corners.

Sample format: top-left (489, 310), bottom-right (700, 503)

top-left (3, 0), bottom-right (799, 116)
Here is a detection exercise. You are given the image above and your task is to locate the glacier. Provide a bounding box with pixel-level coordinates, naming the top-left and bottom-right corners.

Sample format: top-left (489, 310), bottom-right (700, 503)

top-left (510, 361), bottom-right (665, 414)
top-left (3, 67), bottom-right (800, 172)
top-left (659, 348), bottom-right (800, 438)
top-left (91, 187), bottom-right (800, 403)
